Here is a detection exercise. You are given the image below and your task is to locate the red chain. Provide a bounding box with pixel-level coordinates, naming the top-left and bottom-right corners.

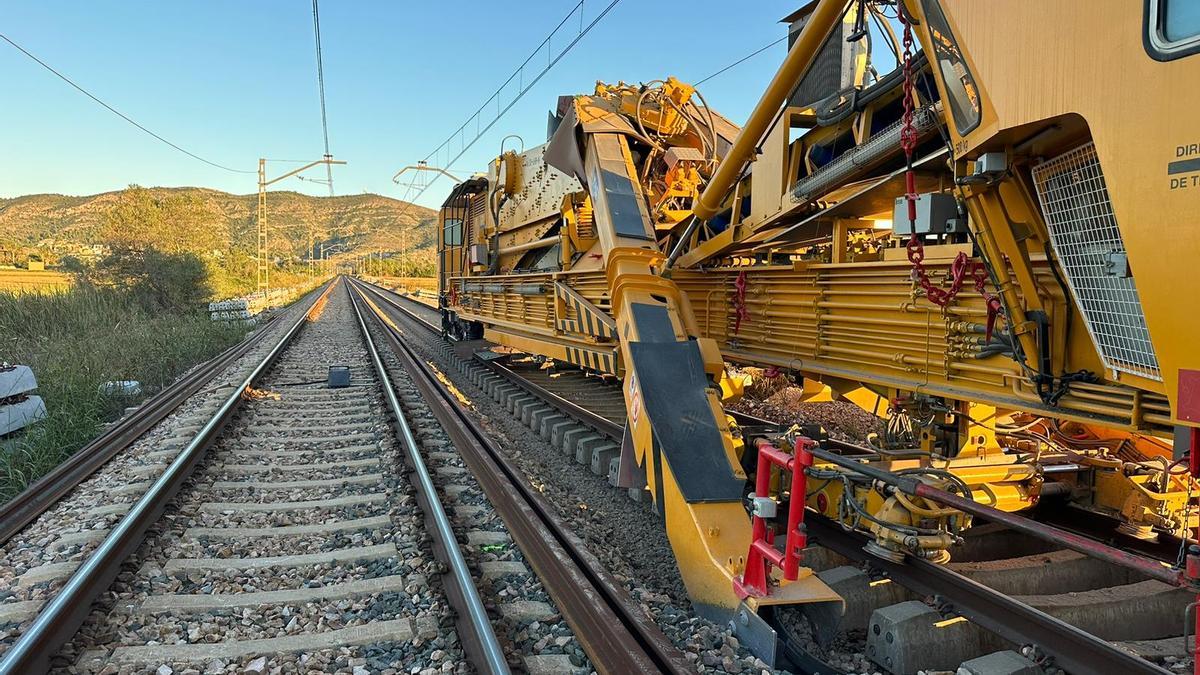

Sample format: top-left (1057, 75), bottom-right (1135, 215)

top-left (973, 263), bottom-right (1003, 340)
top-left (733, 270), bottom-right (750, 334)
top-left (899, 13), bottom-right (977, 310)
top-left (899, 13), bottom-right (918, 159)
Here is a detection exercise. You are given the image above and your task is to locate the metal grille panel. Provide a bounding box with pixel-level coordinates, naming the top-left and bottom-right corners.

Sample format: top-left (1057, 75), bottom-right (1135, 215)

top-left (1031, 143), bottom-right (1160, 380)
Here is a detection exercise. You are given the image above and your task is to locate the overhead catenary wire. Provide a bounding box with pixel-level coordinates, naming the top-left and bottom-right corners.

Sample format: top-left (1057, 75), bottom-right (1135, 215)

top-left (397, 9), bottom-right (784, 217)
top-left (0, 32), bottom-right (254, 175)
top-left (312, 0), bottom-right (335, 196)
top-left (694, 35), bottom-right (788, 86)
top-left (393, 0), bottom-right (622, 217)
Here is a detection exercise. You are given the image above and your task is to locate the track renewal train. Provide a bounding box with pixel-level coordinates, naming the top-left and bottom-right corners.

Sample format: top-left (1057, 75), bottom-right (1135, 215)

top-left (435, 0), bottom-right (1200, 666)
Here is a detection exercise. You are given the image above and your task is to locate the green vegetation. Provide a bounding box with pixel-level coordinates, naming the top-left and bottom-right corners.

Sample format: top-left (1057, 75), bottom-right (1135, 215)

top-left (0, 286), bottom-right (248, 500)
top-left (365, 252), bottom-right (436, 278)
top-left (79, 185), bottom-right (284, 300)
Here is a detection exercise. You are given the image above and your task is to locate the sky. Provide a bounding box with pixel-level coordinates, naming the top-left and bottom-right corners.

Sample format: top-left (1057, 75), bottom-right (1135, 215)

top-left (0, 1), bottom-right (800, 210)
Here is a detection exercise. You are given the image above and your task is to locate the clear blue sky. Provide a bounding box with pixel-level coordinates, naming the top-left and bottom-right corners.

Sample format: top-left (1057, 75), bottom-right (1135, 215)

top-left (1, 1), bottom-right (798, 209)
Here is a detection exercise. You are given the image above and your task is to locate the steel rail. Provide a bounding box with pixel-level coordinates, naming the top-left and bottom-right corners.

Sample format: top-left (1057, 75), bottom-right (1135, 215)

top-left (0, 290), bottom-right (305, 546)
top-left (353, 285), bottom-right (624, 439)
top-left (349, 279), bottom-right (690, 675)
top-left (805, 516), bottom-right (1169, 675)
top-left (346, 287), bottom-right (509, 675)
top-left (0, 280), bottom-right (337, 674)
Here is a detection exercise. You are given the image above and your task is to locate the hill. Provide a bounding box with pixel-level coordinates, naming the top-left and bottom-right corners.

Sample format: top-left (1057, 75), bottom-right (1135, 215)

top-left (0, 187), bottom-right (438, 264)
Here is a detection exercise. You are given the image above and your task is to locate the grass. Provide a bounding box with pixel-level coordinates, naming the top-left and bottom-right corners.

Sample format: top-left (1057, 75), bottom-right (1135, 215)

top-left (0, 286), bottom-right (250, 501)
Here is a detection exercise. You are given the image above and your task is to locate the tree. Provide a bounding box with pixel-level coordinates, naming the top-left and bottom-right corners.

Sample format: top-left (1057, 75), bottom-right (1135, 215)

top-left (102, 185), bottom-right (221, 255)
top-left (76, 186), bottom-right (221, 311)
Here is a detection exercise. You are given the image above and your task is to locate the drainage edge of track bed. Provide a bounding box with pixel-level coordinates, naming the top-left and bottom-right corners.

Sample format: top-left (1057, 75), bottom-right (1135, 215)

top-left (0, 281), bottom-right (337, 674)
top-left (356, 277), bottom-right (1184, 675)
top-left (350, 278), bottom-right (690, 675)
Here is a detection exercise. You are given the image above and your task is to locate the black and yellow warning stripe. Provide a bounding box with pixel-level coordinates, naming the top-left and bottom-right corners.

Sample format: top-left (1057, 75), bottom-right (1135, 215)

top-left (555, 282), bottom-right (617, 341)
top-left (564, 344), bottom-right (618, 375)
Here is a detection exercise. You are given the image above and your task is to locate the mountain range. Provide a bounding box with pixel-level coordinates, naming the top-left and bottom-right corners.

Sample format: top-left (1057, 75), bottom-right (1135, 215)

top-left (0, 187), bottom-right (437, 261)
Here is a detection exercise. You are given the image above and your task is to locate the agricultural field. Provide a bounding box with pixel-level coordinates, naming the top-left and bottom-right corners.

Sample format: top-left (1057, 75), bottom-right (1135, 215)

top-left (374, 275), bottom-right (436, 292)
top-left (0, 268), bottom-right (71, 294)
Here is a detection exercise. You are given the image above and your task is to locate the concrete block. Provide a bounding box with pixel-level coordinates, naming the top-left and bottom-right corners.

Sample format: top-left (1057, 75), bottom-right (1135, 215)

top-left (480, 561), bottom-right (529, 581)
top-left (529, 407), bottom-right (560, 433)
top-left (483, 378), bottom-right (502, 396)
top-left (538, 413), bottom-right (567, 440)
top-left (817, 566), bottom-right (913, 632)
top-left (607, 456), bottom-right (621, 487)
top-left (866, 601), bottom-right (982, 674)
top-left (589, 444), bottom-right (620, 476)
top-left (628, 487), bottom-right (652, 503)
top-left (1, 395), bottom-right (46, 436)
top-left (575, 435), bottom-right (608, 464)
top-left (499, 600), bottom-right (558, 623)
top-left (466, 530), bottom-right (510, 547)
top-left (515, 399), bottom-right (541, 422)
top-left (559, 427), bottom-right (588, 453)
top-left (0, 364), bottom-right (39, 396)
top-left (524, 655), bottom-right (576, 675)
top-left (521, 403), bottom-right (550, 425)
top-left (101, 619), bottom-right (414, 665)
top-left (568, 433), bottom-right (602, 458)
top-left (507, 394), bottom-right (535, 414)
top-left (548, 420), bottom-right (577, 449)
top-left (957, 651), bottom-right (1043, 675)
top-left (1020, 579), bottom-right (1190, 641)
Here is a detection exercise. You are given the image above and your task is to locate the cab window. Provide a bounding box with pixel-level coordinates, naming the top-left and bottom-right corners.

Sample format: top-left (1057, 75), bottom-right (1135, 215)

top-left (1164, 0), bottom-right (1200, 41)
top-left (443, 218), bottom-right (463, 246)
top-left (1146, 0), bottom-right (1200, 60)
top-left (919, 0), bottom-right (982, 135)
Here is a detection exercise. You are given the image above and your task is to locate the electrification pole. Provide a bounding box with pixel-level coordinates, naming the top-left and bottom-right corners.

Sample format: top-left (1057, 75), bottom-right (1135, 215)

top-left (256, 156), bottom-right (346, 293)
top-left (392, 161), bottom-right (460, 275)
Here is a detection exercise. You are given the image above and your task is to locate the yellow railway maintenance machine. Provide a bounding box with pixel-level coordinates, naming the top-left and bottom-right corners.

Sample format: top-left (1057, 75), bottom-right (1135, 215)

top-left (438, 0), bottom-right (1200, 667)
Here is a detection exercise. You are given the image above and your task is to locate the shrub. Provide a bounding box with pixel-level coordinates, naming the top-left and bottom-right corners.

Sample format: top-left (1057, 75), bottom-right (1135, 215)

top-left (82, 246), bottom-right (213, 311)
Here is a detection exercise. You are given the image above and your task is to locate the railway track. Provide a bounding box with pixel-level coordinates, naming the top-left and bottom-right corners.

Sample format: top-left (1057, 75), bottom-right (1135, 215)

top-left (0, 278), bottom-right (694, 675)
top-left (356, 278), bottom-right (1195, 675)
top-left (2, 272), bottom-right (1190, 674)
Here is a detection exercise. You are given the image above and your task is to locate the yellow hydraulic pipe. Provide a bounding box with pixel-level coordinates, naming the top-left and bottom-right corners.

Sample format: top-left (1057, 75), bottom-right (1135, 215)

top-left (694, 0), bottom-right (847, 220)
top-left (498, 237), bottom-right (559, 255)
